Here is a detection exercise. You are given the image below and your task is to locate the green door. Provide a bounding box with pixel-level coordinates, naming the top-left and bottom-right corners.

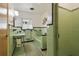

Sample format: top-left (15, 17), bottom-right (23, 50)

top-left (58, 4), bottom-right (79, 56)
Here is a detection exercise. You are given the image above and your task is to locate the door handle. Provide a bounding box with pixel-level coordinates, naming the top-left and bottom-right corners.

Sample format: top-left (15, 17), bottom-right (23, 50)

top-left (6, 35), bottom-right (8, 37)
top-left (4, 34), bottom-right (8, 37)
top-left (57, 33), bottom-right (59, 39)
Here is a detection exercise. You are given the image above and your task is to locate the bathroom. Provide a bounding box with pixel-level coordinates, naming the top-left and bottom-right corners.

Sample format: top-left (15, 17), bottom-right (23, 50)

top-left (6, 3), bottom-right (52, 56)
top-left (1, 3), bottom-right (79, 56)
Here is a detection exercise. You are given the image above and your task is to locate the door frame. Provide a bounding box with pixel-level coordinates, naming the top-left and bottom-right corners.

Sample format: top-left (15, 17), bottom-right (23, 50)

top-left (47, 3), bottom-right (58, 56)
top-left (53, 3), bottom-right (58, 56)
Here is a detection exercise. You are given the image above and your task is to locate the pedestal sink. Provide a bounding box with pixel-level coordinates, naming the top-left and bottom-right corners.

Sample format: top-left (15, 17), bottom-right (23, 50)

top-left (12, 30), bottom-right (25, 47)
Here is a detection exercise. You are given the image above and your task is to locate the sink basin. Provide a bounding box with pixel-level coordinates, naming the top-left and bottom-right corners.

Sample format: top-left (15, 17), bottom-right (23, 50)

top-left (12, 30), bottom-right (25, 37)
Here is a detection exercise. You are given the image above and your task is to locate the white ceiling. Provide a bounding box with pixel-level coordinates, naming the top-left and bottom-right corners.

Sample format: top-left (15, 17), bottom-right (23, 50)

top-left (11, 3), bottom-right (51, 14)
top-left (59, 3), bottom-right (79, 10)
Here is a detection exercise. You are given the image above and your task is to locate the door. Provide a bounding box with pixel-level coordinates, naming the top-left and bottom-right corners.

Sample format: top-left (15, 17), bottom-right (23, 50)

top-left (58, 4), bottom-right (79, 56)
top-left (0, 29), bottom-right (7, 56)
top-left (0, 3), bottom-right (8, 56)
top-left (58, 7), bottom-right (72, 55)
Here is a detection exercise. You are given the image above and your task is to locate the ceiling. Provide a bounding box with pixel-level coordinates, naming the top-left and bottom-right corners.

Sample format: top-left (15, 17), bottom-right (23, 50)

top-left (11, 3), bottom-right (51, 14)
top-left (59, 3), bottom-right (79, 10)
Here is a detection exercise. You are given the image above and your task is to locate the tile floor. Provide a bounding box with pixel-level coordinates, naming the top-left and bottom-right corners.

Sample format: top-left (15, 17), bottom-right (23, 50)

top-left (13, 41), bottom-right (47, 56)
top-left (13, 46), bottom-right (25, 56)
